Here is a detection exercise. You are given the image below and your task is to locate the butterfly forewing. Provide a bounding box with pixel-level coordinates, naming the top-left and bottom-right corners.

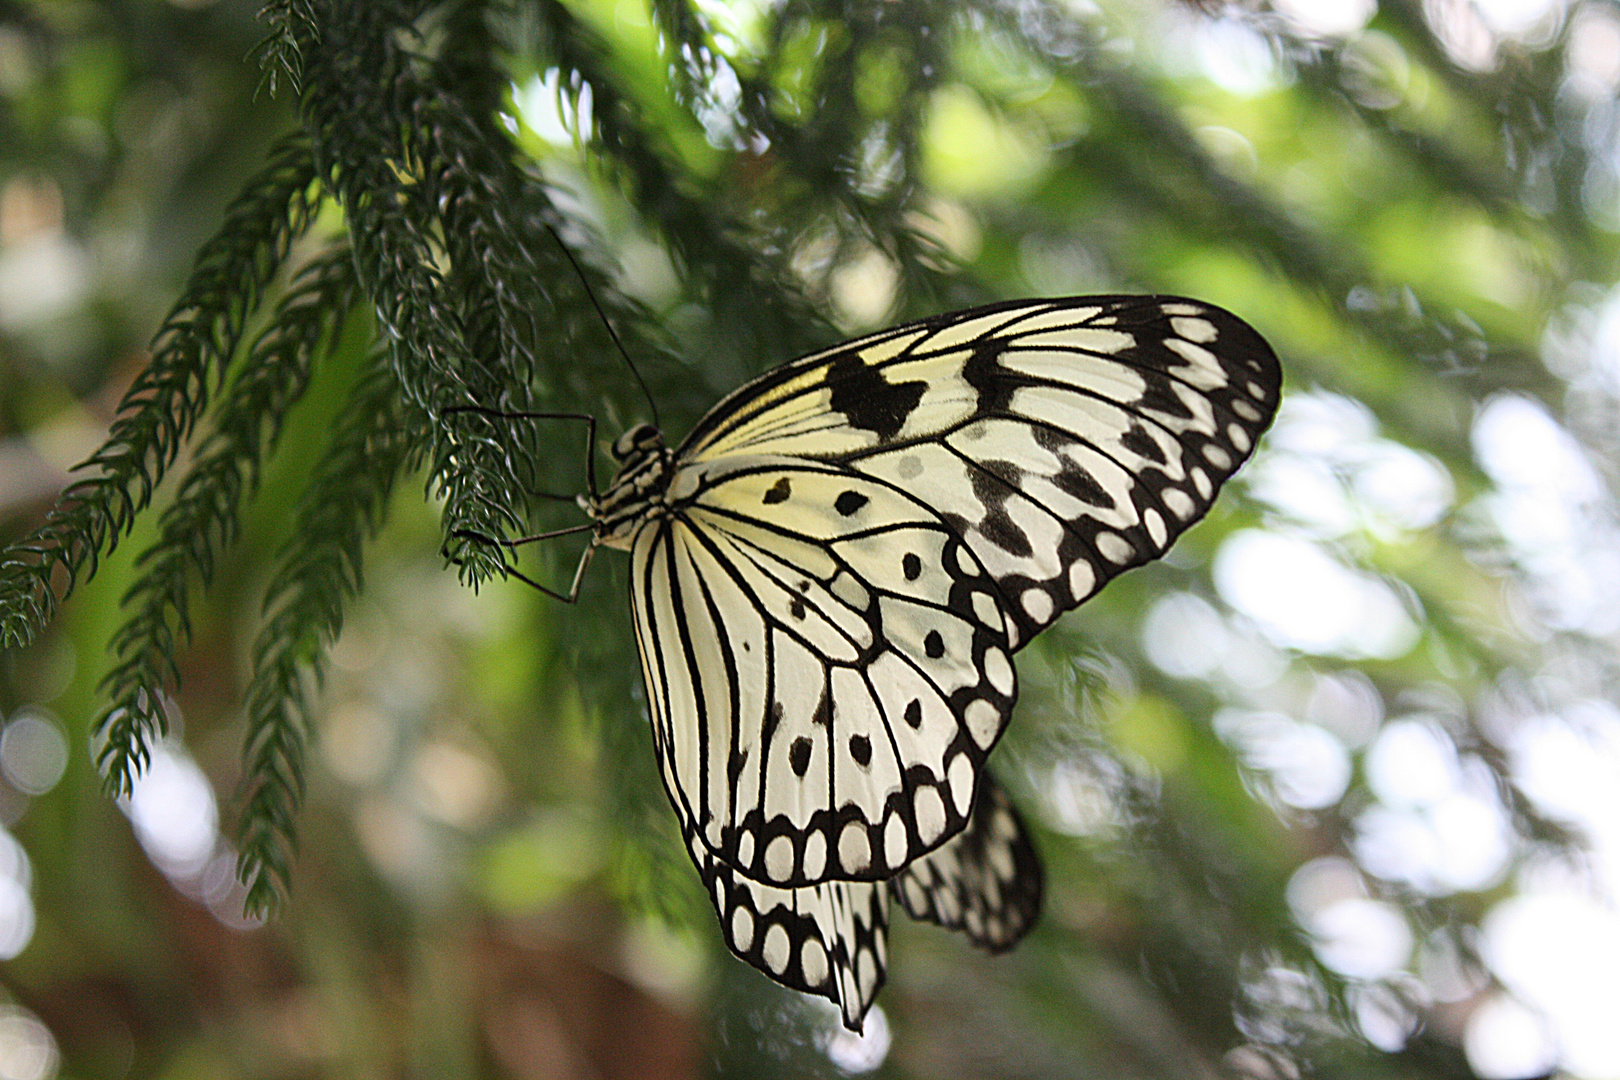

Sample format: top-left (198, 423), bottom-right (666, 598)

top-left (679, 296), bottom-right (1281, 649)
top-left (630, 459), bottom-right (1017, 888)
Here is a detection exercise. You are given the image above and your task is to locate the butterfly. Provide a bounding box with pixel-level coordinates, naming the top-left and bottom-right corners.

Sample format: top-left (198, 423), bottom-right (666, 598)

top-left (488, 295), bottom-right (1280, 1029)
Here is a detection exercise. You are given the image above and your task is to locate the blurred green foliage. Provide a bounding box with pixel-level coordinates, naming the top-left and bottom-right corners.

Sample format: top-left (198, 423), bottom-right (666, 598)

top-left (1, 0), bottom-right (1617, 1077)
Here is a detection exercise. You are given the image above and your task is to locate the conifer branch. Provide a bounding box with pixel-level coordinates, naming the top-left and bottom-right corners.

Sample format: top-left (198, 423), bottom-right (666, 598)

top-left (95, 246), bottom-right (359, 797)
top-left (254, 0), bottom-right (320, 97)
top-left (236, 361), bottom-right (416, 916)
top-left (297, 2), bottom-right (540, 591)
top-left (534, 0), bottom-right (831, 361)
top-left (0, 135), bottom-right (320, 649)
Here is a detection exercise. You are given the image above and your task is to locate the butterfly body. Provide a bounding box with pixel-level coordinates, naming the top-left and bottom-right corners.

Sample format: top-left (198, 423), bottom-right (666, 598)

top-left (572, 295), bottom-right (1280, 1028)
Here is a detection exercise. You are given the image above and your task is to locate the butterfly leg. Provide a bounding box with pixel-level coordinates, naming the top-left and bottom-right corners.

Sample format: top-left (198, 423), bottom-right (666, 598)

top-left (446, 524), bottom-right (597, 603)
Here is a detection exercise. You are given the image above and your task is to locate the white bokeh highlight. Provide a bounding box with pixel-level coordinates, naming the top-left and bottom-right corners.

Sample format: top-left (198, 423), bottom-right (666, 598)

top-left (0, 828), bottom-right (33, 961)
top-left (1473, 395), bottom-right (1620, 635)
top-left (0, 713), bottom-right (68, 797)
top-left (1214, 530), bottom-right (1419, 659)
top-left (0, 1006), bottom-right (58, 1080)
top-left (123, 741), bottom-right (219, 879)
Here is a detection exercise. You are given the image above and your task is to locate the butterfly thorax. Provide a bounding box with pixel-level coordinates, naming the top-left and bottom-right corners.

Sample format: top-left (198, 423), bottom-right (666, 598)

top-left (587, 422), bottom-right (674, 550)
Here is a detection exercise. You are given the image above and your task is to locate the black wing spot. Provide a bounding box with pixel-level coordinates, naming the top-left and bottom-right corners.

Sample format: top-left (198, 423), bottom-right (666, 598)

top-left (790, 596), bottom-right (807, 620)
top-left (924, 630), bottom-right (945, 659)
top-left (902, 553), bottom-right (922, 581)
top-left (728, 748), bottom-right (749, 784)
top-left (904, 699), bottom-right (923, 729)
top-left (765, 701), bottom-right (784, 741)
top-left (1121, 423), bottom-right (1166, 464)
top-left (849, 734), bottom-right (872, 768)
top-left (764, 477), bottom-right (792, 504)
top-left (962, 339), bottom-right (1016, 413)
top-left (980, 509), bottom-right (1033, 558)
top-left (827, 355), bottom-right (927, 441)
top-left (835, 490), bottom-right (869, 517)
top-left (790, 737), bottom-right (813, 777)
top-left (811, 690), bottom-right (831, 727)
top-left (1051, 466), bottom-right (1114, 508)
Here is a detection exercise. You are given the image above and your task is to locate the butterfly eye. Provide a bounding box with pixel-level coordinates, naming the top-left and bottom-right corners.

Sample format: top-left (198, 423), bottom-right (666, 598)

top-left (611, 423), bottom-right (661, 461)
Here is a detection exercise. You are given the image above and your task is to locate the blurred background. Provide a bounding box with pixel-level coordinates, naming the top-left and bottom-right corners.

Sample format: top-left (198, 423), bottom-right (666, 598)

top-left (2, 0), bottom-right (1620, 1076)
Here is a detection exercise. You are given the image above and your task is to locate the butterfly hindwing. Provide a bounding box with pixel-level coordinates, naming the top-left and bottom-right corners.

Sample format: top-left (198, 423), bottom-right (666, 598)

top-left (890, 772), bottom-right (1043, 952)
top-left (680, 296), bottom-right (1282, 649)
top-left (630, 460), bottom-right (1017, 889)
top-left (690, 771), bottom-right (1040, 1031)
top-left (686, 825), bottom-right (890, 1031)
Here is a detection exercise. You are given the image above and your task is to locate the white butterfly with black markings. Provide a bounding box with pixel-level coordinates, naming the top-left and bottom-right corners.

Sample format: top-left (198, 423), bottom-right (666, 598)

top-left (480, 295), bottom-right (1280, 1029)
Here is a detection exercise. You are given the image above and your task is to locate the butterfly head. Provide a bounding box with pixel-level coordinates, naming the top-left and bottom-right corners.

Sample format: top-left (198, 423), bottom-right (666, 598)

top-left (611, 422), bottom-right (664, 461)
top-left (589, 422), bottom-right (672, 550)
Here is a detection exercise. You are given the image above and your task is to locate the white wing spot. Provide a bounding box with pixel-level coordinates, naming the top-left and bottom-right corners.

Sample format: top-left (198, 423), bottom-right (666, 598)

top-left (1021, 586), bottom-right (1053, 623)
top-left (1203, 443), bottom-right (1233, 469)
top-left (839, 820), bottom-right (872, 874)
top-left (1096, 531), bottom-right (1134, 565)
top-left (1227, 423), bottom-right (1252, 454)
top-left (992, 806), bottom-right (1018, 840)
top-left (857, 947), bottom-right (878, 998)
top-left (765, 835), bottom-right (795, 882)
top-left (737, 830), bottom-right (755, 867)
top-left (952, 544), bottom-right (979, 578)
top-left (884, 813), bottom-right (908, 867)
top-left (984, 646), bottom-right (1014, 695)
top-left (802, 831), bottom-right (827, 879)
top-left (1232, 398), bottom-right (1262, 422)
top-left (972, 590), bottom-right (1000, 628)
top-left (990, 837), bottom-right (1016, 880)
top-left (1165, 337), bottom-right (1221, 373)
top-left (763, 923), bottom-right (791, 975)
top-left (1170, 316), bottom-right (1218, 343)
top-left (829, 573), bottom-right (870, 611)
top-left (1069, 559), bottom-right (1096, 599)
top-left (801, 937), bottom-right (829, 987)
top-left (915, 786), bottom-right (947, 844)
top-left (731, 904), bottom-right (755, 951)
top-left (1246, 380), bottom-right (1266, 399)
top-left (1191, 467), bottom-right (1213, 498)
top-left (966, 698), bottom-right (1000, 749)
top-left (947, 752), bottom-right (975, 816)
top-left (1164, 488), bottom-right (1196, 520)
top-left (1144, 508), bottom-right (1167, 547)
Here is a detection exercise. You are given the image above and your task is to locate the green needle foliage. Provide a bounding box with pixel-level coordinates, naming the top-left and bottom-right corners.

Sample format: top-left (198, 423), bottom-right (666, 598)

top-left (237, 357), bottom-right (417, 915)
top-left (96, 244), bottom-right (360, 796)
top-left (0, 135), bottom-right (321, 649)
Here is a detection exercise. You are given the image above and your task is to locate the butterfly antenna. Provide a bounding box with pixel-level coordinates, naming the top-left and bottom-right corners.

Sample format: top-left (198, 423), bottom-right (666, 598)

top-left (545, 222), bottom-right (661, 432)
